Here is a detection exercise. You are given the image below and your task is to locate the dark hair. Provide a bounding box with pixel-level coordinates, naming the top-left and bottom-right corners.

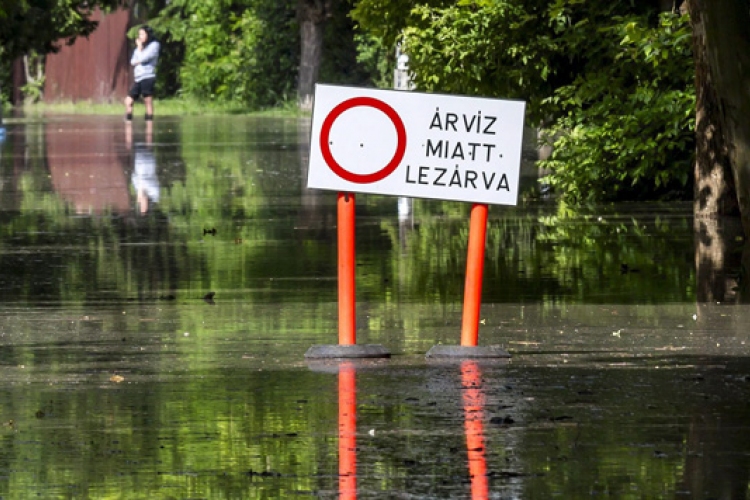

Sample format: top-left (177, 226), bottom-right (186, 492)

top-left (141, 25), bottom-right (157, 45)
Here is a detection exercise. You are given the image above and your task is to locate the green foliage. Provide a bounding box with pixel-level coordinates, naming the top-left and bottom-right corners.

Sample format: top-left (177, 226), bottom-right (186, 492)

top-left (540, 12), bottom-right (695, 202)
top-left (0, 0), bottom-right (126, 104)
top-left (350, 0), bottom-right (451, 49)
top-left (352, 34), bottom-right (394, 89)
top-left (20, 51), bottom-right (46, 104)
top-left (0, 0), bottom-right (126, 60)
top-left (249, 0), bottom-right (299, 107)
top-left (353, 0), bottom-right (696, 203)
top-left (319, 0), bottom-right (379, 87)
top-left (20, 96), bottom-right (307, 116)
top-left (401, 1), bottom-right (558, 119)
top-left (148, 0), bottom-right (298, 108)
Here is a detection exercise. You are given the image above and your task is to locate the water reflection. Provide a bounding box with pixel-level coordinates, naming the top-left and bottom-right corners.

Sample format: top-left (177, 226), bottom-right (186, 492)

top-left (461, 361), bottom-right (489, 500)
top-left (0, 116), bottom-right (748, 498)
top-left (46, 120), bottom-right (131, 214)
top-left (339, 362), bottom-right (357, 499)
top-left (127, 121), bottom-right (159, 215)
top-left (0, 115), bottom-right (717, 308)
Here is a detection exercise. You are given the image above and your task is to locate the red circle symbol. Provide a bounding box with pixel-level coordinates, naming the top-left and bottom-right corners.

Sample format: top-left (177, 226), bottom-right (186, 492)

top-left (320, 96), bottom-right (407, 184)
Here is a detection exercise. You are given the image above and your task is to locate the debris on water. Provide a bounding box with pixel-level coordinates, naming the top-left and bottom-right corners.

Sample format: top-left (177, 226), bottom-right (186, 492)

top-left (490, 416), bottom-right (515, 425)
top-left (246, 469), bottom-right (281, 478)
top-left (620, 263), bottom-right (641, 274)
top-left (550, 415), bottom-right (573, 422)
top-left (203, 291), bottom-right (216, 304)
top-left (488, 470), bottom-right (534, 478)
top-left (203, 228), bottom-right (217, 236)
top-left (109, 375), bottom-right (125, 383)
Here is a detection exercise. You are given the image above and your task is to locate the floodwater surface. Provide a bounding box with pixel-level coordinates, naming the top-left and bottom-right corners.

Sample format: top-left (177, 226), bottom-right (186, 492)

top-left (0, 115), bottom-right (749, 499)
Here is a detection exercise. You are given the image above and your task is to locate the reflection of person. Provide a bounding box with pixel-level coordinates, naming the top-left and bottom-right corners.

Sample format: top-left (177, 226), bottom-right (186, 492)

top-left (126, 121), bottom-right (159, 214)
top-left (124, 25), bottom-right (160, 122)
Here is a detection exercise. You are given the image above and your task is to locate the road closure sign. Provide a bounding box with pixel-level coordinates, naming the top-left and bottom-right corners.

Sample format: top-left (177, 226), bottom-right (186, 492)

top-left (307, 84), bottom-right (526, 206)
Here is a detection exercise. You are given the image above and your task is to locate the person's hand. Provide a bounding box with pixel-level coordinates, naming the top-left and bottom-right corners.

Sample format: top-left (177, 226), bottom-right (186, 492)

top-left (136, 39), bottom-right (143, 49)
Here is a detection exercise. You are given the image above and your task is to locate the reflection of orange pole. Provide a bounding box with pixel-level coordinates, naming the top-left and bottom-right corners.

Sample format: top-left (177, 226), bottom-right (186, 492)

top-left (462, 361), bottom-right (488, 499)
top-left (461, 203), bottom-right (488, 347)
top-left (338, 192), bottom-right (356, 345)
top-left (339, 362), bottom-right (357, 499)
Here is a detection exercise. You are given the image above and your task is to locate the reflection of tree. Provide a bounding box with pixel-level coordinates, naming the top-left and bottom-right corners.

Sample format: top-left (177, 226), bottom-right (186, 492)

top-left (0, 122), bottom-right (38, 220)
top-left (0, 116), bottom-right (713, 312)
top-left (0, 118), bottom-right (191, 305)
top-left (517, 365), bottom-right (737, 498)
top-left (694, 217), bottom-right (744, 303)
top-left (0, 362), bottom-right (335, 498)
top-left (376, 202), bottom-right (697, 306)
top-left (677, 411), bottom-right (750, 499)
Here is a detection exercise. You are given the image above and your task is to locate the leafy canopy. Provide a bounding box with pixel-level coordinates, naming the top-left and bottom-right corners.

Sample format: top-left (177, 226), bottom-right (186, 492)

top-left (352, 0), bottom-right (696, 203)
top-left (0, 0), bottom-right (126, 60)
top-left (146, 0), bottom-right (299, 107)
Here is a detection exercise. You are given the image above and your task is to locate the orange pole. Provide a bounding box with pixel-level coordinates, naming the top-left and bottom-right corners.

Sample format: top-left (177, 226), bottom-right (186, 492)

top-left (339, 362), bottom-right (357, 499)
top-left (461, 361), bottom-right (489, 499)
top-left (338, 192), bottom-right (356, 345)
top-left (461, 203), bottom-right (488, 347)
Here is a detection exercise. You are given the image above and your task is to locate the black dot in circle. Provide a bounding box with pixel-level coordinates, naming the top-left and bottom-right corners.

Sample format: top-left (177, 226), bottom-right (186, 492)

top-left (329, 141), bottom-right (333, 145)
top-left (360, 143), bottom-right (364, 147)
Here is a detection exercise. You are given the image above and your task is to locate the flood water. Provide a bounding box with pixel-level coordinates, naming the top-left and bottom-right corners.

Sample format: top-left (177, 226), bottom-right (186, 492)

top-left (0, 115), bottom-right (749, 499)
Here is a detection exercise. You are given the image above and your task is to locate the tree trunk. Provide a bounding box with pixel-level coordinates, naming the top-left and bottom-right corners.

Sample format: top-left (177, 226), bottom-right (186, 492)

top-left (688, 0), bottom-right (750, 234)
top-left (297, 0), bottom-right (331, 110)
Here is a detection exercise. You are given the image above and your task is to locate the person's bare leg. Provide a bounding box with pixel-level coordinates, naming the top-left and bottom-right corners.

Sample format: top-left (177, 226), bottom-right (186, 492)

top-left (125, 96), bottom-right (134, 120)
top-left (144, 96), bottom-right (153, 119)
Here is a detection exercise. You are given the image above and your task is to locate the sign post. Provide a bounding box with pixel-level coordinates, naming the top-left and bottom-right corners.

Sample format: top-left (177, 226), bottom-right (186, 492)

top-left (461, 203), bottom-right (489, 347)
top-left (338, 192), bottom-right (356, 345)
top-left (305, 84), bottom-right (524, 359)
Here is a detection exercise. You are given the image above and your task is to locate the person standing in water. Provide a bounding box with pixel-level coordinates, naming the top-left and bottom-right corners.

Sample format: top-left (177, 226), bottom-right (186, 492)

top-left (125, 25), bottom-right (160, 121)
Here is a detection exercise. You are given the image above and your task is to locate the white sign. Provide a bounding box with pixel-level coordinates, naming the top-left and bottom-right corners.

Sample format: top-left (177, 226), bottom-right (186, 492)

top-left (307, 84), bottom-right (526, 206)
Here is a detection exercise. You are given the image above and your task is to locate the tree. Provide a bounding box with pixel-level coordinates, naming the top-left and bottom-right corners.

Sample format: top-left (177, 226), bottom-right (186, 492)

top-left (297, 0), bottom-right (333, 109)
top-left (687, 0), bottom-right (750, 232)
top-left (147, 0), bottom-right (299, 107)
top-left (0, 0), bottom-right (125, 60)
top-left (298, 0), bottom-right (390, 107)
top-left (0, 0), bottom-right (125, 106)
top-left (352, 0), bottom-right (695, 203)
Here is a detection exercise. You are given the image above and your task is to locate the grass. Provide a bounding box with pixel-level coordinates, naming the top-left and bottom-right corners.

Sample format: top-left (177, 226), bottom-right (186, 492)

top-left (11, 96), bottom-right (308, 119)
